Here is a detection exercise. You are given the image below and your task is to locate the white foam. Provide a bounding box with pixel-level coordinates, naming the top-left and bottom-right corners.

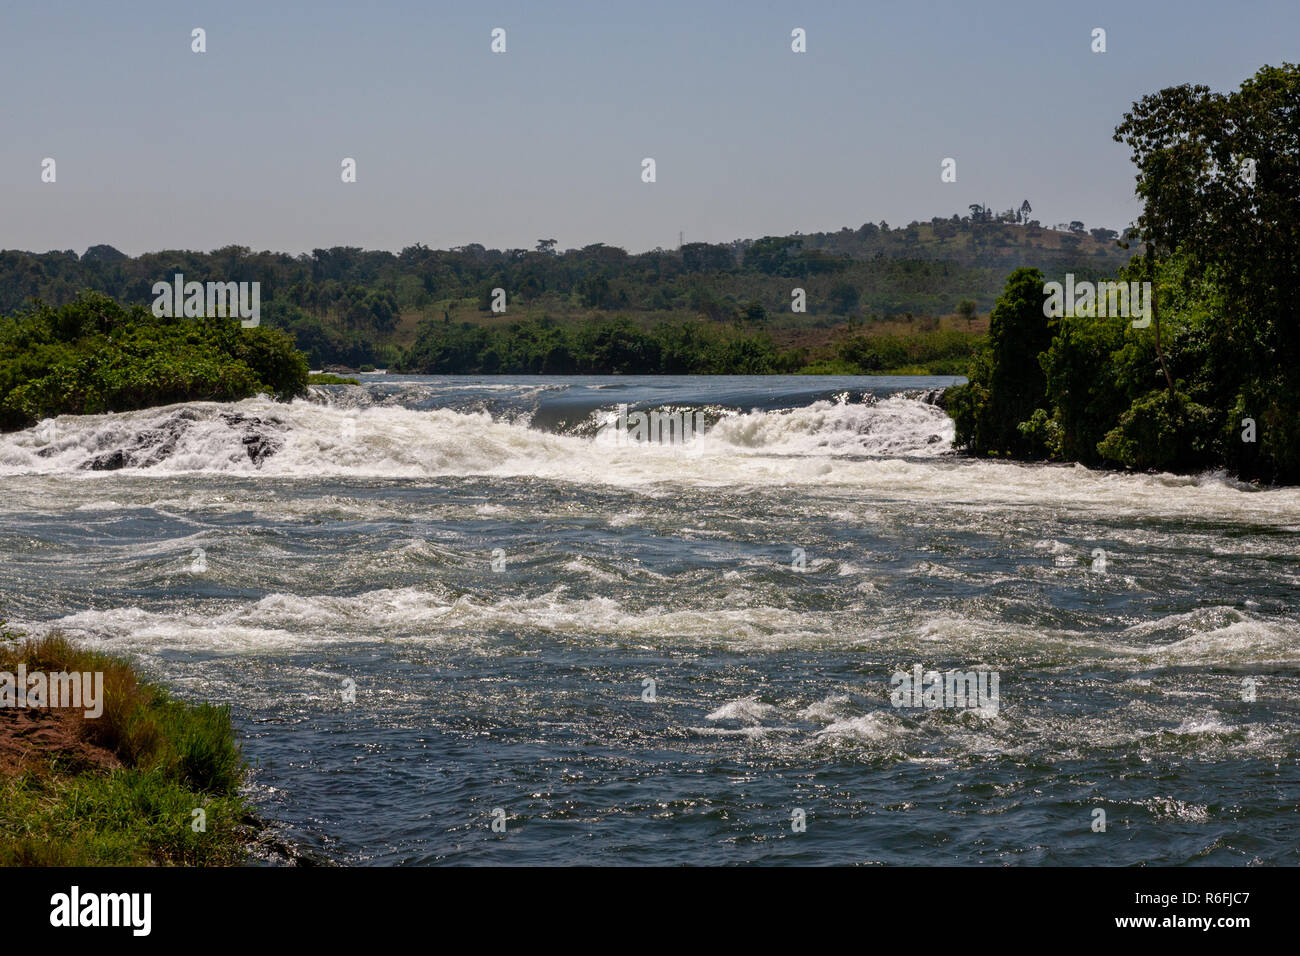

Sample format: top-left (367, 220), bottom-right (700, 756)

top-left (815, 711), bottom-right (910, 742)
top-left (3, 397), bottom-right (1300, 531)
top-left (797, 694), bottom-right (853, 722)
top-left (705, 696), bottom-right (777, 725)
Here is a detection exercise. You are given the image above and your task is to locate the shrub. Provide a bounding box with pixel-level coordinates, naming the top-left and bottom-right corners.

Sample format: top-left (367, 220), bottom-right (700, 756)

top-left (0, 292), bottom-right (308, 430)
top-left (949, 267), bottom-right (1054, 456)
top-left (1097, 389), bottom-right (1218, 472)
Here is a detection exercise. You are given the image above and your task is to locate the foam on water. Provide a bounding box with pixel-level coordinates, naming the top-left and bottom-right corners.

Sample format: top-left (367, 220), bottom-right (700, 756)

top-left (16, 588), bottom-right (1295, 671)
top-left (0, 393), bottom-right (954, 479)
top-left (3, 396), bottom-right (1298, 527)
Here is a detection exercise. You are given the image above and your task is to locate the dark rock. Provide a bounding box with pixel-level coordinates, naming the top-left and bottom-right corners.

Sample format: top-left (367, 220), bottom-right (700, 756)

top-left (76, 409), bottom-right (286, 471)
top-left (220, 413), bottom-right (283, 465)
top-left (242, 434), bottom-right (278, 463)
top-left (87, 449), bottom-right (128, 470)
top-left (239, 813), bottom-right (339, 867)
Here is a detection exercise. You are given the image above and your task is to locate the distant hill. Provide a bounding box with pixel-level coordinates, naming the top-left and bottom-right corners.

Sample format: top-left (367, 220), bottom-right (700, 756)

top-left (774, 213), bottom-right (1131, 269)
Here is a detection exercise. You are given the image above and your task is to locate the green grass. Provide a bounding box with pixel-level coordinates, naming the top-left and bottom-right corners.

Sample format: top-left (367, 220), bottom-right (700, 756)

top-left (307, 372), bottom-right (361, 385)
top-left (1, 768), bottom-right (251, 866)
top-left (0, 630), bottom-right (253, 866)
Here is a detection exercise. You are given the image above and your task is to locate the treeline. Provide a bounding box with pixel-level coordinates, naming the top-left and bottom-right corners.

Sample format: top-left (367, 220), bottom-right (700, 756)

top-left (397, 316), bottom-right (983, 376)
top-left (836, 328), bottom-right (982, 376)
top-left (947, 64), bottom-right (1300, 484)
top-left (0, 290), bottom-right (979, 432)
top-left (397, 317), bottom-right (804, 375)
top-left (0, 212), bottom-right (1128, 369)
top-left (757, 213), bottom-right (1127, 268)
top-left (0, 292), bottom-right (307, 431)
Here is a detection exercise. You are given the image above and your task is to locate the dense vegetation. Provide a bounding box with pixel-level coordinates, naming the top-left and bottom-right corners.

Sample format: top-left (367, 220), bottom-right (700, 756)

top-left (0, 211), bottom-right (1126, 370)
top-left (948, 64), bottom-right (1300, 484)
top-left (0, 292), bottom-right (308, 431)
top-left (400, 315), bottom-right (792, 374)
top-left (0, 626), bottom-right (251, 865)
top-left (396, 314), bottom-right (985, 376)
top-left (834, 328), bottom-right (983, 376)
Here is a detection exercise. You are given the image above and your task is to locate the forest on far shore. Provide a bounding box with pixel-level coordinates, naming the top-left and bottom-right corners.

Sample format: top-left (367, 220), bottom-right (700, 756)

top-left (0, 208), bottom-right (1130, 373)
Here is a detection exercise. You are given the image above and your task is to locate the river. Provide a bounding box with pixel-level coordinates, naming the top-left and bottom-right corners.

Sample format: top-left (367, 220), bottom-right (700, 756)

top-left (1, 374), bottom-right (1296, 864)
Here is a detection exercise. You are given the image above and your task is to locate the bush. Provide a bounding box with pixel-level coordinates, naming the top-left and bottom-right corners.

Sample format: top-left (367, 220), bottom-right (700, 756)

top-left (397, 316), bottom-right (796, 375)
top-left (1097, 389), bottom-right (1218, 472)
top-left (1038, 312), bottom-right (1150, 464)
top-left (0, 292), bottom-right (308, 430)
top-left (838, 328), bottom-right (981, 374)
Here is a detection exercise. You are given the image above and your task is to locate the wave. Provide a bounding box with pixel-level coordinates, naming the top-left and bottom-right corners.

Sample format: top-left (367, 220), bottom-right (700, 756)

top-left (0, 392), bottom-right (955, 479)
top-left (3, 390), bottom-right (1300, 525)
top-left (18, 589), bottom-right (1296, 668)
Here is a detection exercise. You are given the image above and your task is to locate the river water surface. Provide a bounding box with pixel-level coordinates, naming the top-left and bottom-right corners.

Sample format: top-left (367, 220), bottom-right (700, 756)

top-left (1, 375), bottom-right (1297, 864)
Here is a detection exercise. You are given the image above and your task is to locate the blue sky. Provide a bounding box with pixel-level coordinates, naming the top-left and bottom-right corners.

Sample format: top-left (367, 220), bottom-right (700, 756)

top-left (2, 0), bottom-right (1295, 255)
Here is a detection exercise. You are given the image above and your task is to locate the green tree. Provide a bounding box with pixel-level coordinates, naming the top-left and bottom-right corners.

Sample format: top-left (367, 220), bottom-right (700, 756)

top-left (827, 282), bottom-right (860, 314)
top-left (1114, 62), bottom-right (1300, 481)
top-left (743, 236), bottom-right (802, 275)
top-left (947, 268), bottom-right (1053, 456)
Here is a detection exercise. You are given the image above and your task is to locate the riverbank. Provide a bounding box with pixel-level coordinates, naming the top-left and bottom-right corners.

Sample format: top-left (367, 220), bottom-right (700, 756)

top-left (0, 625), bottom-right (254, 865)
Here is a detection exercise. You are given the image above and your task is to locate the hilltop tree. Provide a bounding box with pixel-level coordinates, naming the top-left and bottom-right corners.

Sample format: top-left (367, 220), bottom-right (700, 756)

top-left (743, 236), bottom-right (802, 275)
top-left (681, 242), bottom-right (734, 273)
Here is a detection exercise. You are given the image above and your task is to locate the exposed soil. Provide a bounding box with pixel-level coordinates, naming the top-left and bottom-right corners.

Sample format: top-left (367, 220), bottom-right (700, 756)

top-left (0, 706), bottom-right (121, 776)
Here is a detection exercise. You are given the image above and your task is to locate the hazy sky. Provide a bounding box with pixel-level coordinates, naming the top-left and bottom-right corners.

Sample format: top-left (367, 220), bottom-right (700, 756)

top-left (2, 0), bottom-right (1294, 256)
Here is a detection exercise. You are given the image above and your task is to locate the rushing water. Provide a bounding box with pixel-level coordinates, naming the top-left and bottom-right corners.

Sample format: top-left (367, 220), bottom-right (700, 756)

top-left (1, 375), bottom-right (1297, 865)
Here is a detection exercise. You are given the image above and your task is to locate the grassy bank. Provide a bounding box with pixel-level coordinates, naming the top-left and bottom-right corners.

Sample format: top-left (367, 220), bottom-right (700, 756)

top-left (0, 624), bottom-right (253, 865)
top-left (307, 372), bottom-right (361, 385)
